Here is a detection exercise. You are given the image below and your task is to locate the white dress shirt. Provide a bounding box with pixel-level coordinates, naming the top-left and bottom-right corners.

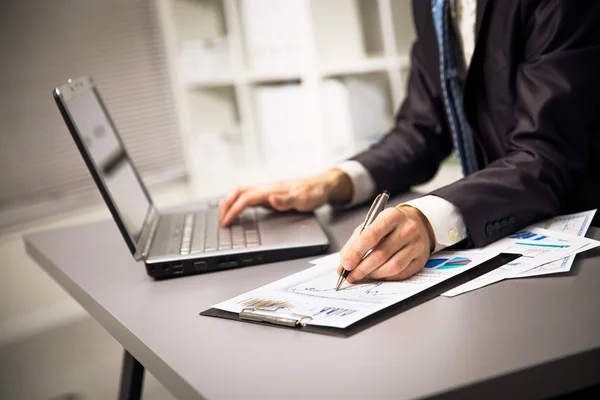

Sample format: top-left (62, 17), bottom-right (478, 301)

top-left (336, 0), bottom-right (477, 252)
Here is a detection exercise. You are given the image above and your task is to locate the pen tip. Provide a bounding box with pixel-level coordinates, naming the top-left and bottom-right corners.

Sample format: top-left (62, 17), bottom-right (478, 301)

top-left (335, 276), bottom-right (345, 291)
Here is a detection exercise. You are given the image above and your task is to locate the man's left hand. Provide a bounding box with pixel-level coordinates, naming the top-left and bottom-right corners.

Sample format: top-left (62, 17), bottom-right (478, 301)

top-left (337, 205), bottom-right (435, 282)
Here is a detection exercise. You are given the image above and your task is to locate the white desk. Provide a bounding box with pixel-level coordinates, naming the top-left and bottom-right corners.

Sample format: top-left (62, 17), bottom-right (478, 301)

top-left (24, 195), bottom-right (600, 399)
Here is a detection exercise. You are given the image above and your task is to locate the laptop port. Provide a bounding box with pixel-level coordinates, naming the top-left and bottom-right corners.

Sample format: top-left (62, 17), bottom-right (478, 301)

top-left (172, 264), bottom-right (184, 275)
top-left (217, 261), bottom-right (229, 268)
top-left (240, 257), bottom-right (254, 264)
top-left (193, 261), bottom-right (207, 272)
top-left (228, 261), bottom-right (238, 267)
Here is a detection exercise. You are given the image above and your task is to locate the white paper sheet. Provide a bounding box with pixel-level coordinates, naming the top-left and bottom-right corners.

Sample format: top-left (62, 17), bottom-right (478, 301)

top-left (213, 251), bottom-right (499, 328)
top-left (508, 210), bottom-right (597, 278)
top-left (442, 226), bottom-right (600, 297)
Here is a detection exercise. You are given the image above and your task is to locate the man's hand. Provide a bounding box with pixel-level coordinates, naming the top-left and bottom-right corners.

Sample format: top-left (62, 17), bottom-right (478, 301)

top-left (219, 168), bottom-right (353, 227)
top-left (337, 205), bottom-right (435, 282)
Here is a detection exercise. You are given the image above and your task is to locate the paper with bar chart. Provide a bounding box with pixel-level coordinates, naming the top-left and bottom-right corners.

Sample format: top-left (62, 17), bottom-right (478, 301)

top-left (508, 210), bottom-right (597, 278)
top-left (442, 226), bottom-right (600, 297)
top-left (212, 251), bottom-right (498, 328)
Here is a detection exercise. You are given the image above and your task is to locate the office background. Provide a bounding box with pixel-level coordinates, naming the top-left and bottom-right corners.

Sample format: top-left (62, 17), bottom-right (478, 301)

top-left (0, 0), bottom-right (460, 398)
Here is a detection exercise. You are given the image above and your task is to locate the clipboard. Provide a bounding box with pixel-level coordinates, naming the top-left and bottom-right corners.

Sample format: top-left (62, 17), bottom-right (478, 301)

top-left (200, 253), bottom-right (520, 338)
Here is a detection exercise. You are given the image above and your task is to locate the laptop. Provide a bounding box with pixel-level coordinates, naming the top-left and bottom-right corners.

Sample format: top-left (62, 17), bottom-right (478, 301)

top-left (53, 76), bottom-right (329, 279)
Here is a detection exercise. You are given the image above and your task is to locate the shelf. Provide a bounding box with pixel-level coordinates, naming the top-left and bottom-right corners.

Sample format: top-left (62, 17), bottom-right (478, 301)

top-left (162, 0), bottom-right (418, 191)
top-left (184, 71), bottom-right (305, 88)
top-left (184, 86), bottom-right (240, 134)
top-left (183, 55), bottom-right (410, 87)
top-left (171, 0), bottom-right (227, 44)
top-left (246, 70), bottom-right (303, 84)
top-left (185, 76), bottom-right (237, 88)
top-left (320, 55), bottom-right (409, 77)
top-left (311, 0), bottom-right (386, 66)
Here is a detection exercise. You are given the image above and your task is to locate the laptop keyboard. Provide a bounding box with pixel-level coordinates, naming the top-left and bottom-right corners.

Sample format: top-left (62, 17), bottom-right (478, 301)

top-left (179, 208), bottom-right (260, 255)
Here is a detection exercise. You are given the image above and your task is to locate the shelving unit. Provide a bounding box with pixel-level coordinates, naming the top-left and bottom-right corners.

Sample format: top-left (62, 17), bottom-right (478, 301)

top-left (157, 0), bottom-right (415, 196)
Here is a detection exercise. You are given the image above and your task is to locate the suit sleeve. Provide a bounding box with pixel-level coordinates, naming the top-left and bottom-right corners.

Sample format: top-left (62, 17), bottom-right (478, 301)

top-left (349, 5), bottom-right (454, 195)
top-left (432, 0), bottom-right (600, 247)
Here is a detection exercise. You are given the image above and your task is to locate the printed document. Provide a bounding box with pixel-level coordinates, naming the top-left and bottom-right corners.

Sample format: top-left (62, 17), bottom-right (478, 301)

top-left (213, 251), bottom-right (498, 328)
top-left (508, 210), bottom-right (597, 278)
top-left (442, 225), bottom-right (599, 297)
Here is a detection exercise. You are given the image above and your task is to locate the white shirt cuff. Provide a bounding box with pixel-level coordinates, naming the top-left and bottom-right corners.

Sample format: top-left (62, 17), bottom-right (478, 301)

top-left (335, 160), bottom-right (376, 207)
top-left (401, 195), bottom-right (467, 253)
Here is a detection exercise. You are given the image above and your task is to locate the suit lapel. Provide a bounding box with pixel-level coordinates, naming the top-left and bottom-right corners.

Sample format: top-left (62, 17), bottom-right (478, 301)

top-left (475, 0), bottom-right (491, 39)
top-left (465, 0), bottom-right (492, 99)
top-left (462, 0), bottom-right (493, 137)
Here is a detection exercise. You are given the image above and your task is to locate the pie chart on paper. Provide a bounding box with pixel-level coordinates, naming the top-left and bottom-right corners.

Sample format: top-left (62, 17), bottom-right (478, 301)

top-left (437, 257), bottom-right (472, 269)
top-left (424, 257), bottom-right (472, 270)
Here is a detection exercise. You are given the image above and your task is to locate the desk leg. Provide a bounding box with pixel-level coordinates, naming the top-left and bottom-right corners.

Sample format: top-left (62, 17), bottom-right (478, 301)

top-left (119, 350), bottom-right (145, 400)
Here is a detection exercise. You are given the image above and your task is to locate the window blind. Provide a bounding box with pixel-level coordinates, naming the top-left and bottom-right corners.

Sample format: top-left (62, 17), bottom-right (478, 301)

top-left (0, 0), bottom-right (186, 230)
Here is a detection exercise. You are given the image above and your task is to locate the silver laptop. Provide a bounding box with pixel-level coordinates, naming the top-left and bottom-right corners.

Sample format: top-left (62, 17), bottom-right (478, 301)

top-left (53, 76), bottom-right (329, 279)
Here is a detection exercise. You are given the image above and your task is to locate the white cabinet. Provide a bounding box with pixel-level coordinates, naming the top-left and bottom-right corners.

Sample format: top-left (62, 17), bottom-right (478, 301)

top-left (157, 0), bottom-right (416, 195)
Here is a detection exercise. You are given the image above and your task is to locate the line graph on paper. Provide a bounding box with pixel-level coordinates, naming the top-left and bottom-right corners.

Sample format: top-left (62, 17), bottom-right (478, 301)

top-left (279, 271), bottom-right (427, 304)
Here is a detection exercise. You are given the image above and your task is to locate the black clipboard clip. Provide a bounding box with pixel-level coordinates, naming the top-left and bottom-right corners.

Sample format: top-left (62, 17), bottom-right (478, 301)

top-left (240, 307), bottom-right (312, 327)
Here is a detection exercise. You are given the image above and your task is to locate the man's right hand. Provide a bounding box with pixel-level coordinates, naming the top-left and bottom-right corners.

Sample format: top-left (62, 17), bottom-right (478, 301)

top-left (219, 168), bottom-right (353, 227)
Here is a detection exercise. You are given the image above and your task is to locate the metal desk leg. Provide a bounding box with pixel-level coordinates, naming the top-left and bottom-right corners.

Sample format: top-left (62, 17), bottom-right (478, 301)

top-left (119, 350), bottom-right (145, 400)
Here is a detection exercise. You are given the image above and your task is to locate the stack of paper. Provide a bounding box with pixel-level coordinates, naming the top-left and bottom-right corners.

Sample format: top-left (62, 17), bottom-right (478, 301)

top-left (254, 83), bottom-right (325, 168)
top-left (442, 210), bottom-right (598, 297)
top-left (240, 0), bottom-right (310, 74)
top-left (321, 76), bottom-right (391, 161)
top-left (179, 38), bottom-right (231, 83)
top-left (509, 210), bottom-right (596, 278)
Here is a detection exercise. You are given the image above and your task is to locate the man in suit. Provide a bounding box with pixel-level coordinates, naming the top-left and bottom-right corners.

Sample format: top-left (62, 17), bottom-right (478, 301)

top-left (219, 0), bottom-right (600, 283)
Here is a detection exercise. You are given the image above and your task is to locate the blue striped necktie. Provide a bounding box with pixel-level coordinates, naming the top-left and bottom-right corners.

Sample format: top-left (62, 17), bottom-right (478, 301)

top-left (432, 0), bottom-right (479, 176)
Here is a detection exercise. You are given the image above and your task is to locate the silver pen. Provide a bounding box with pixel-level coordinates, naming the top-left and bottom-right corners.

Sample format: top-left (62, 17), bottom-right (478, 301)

top-left (335, 190), bottom-right (390, 290)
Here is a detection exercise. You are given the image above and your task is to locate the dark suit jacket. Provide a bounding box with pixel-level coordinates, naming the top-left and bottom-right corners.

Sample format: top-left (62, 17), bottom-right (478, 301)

top-left (351, 0), bottom-right (600, 247)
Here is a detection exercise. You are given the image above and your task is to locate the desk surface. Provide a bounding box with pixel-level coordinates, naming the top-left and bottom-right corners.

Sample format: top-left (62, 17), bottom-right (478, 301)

top-left (25, 195), bottom-right (600, 399)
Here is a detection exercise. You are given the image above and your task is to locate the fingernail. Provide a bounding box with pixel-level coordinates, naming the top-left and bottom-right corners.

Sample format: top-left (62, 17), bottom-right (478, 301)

top-left (342, 260), bottom-right (353, 271)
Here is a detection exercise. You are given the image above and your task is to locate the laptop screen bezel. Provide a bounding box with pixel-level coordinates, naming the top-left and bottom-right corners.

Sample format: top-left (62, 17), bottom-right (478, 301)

top-left (53, 76), bottom-right (155, 259)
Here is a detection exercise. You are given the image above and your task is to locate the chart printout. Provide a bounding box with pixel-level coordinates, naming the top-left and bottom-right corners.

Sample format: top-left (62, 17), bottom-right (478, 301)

top-left (213, 252), bottom-right (498, 328)
top-left (442, 225), bottom-right (599, 297)
top-left (509, 210), bottom-right (596, 278)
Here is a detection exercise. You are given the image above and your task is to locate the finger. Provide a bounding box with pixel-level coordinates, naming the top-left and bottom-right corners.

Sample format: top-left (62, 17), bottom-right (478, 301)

top-left (339, 225), bottom-right (362, 262)
top-left (382, 257), bottom-right (425, 281)
top-left (339, 208), bottom-right (402, 273)
top-left (338, 225), bottom-right (362, 275)
top-left (222, 189), bottom-right (268, 226)
top-left (347, 227), bottom-right (410, 283)
top-left (219, 186), bottom-right (246, 221)
top-left (367, 245), bottom-right (416, 280)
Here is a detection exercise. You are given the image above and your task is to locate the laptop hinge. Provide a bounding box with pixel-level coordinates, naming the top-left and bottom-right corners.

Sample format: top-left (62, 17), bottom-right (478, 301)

top-left (133, 206), bottom-right (159, 261)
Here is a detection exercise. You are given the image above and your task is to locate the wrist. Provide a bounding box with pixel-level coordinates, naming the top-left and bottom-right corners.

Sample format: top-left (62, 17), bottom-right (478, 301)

top-left (397, 205), bottom-right (436, 253)
top-left (319, 168), bottom-right (353, 205)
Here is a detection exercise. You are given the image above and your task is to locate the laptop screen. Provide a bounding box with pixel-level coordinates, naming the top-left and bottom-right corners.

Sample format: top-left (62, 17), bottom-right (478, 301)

top-left (62, 85), bottom-right (152, 245)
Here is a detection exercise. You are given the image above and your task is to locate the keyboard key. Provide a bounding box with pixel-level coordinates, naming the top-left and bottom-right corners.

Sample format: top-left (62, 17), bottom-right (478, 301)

top-left (205, 210), bottom-right (219, 252)
top-left (180, 214), bottom-right (194, 254)
top-left (218, 228), bottom-right (232, 250)
top-left (190, 212), bottom-right (206, 253)
top-left (245, 230), bottom-right (260, 246)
